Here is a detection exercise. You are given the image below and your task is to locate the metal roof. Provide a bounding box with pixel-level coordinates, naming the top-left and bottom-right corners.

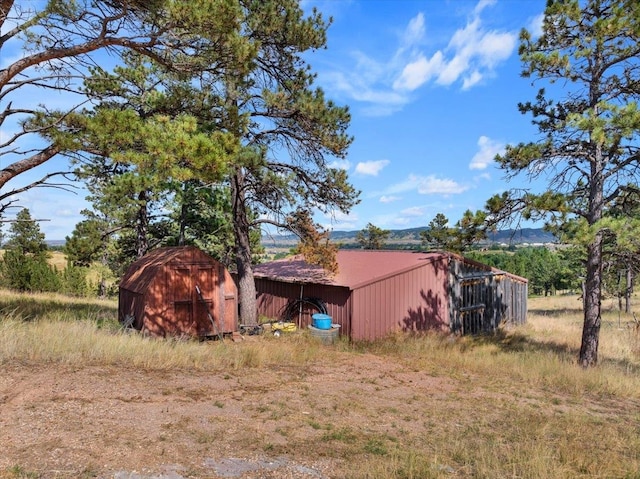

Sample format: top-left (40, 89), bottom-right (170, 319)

top-left (253, 250), bottom-right (449, 290)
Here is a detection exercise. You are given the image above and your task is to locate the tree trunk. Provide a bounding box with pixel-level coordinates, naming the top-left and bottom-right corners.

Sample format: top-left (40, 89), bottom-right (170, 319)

top-left (625, 266), bottom-right (633, 314)
top-left (580, 234), bottom-right (602, 367)
top-left (135, 190), bottom-right (149, 259)
top-left (580, 113), bottom-right (605, 367)
top-left (231, 169), bottom-right (258, 326)
top-left (178, 201), bottom-right (187, 246)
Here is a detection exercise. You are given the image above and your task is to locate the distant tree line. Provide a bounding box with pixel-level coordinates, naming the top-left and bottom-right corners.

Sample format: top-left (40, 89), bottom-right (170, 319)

top-left (465, 247), bottom-right (583, 297)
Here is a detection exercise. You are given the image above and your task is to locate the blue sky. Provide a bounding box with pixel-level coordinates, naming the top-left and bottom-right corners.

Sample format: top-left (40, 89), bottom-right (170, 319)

top-left (304, 0), bottom-right (545, 234)
top-left (1, 0), bottom-right (545, 240)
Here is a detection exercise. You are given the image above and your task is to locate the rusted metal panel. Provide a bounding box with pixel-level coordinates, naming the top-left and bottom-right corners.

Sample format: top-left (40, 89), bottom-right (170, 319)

top-left (118, 246), bottom-right (238, 337)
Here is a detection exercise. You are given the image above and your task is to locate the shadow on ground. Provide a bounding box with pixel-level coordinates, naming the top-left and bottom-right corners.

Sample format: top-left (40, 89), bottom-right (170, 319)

top-left (465, 328), bottom-right (640, 374)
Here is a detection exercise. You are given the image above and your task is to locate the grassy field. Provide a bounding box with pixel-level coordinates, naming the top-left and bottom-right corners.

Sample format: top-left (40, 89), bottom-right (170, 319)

top-left (0, 289), bottom-right (639, 478)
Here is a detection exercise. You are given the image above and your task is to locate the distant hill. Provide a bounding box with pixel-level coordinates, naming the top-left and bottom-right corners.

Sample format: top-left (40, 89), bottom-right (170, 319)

top-left (485, 228), bottom-right (556, 244)
top-left (47, 228), bottom-right (557, 251)
top-left (46, 240), bottom-right (66, 248)
top-left (261, 227), bottom-right (556, 249)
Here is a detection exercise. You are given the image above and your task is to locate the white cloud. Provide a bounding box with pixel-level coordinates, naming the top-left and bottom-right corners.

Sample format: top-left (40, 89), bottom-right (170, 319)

top-left (528, 13), bottom-right (544, 39)
top-left (318, 0), bottom-right (518, 116)
top-left (386, 174), bottom-right (468, 196)
top-left (379, 195), bottom-right (401, 203)
top-left (394, 1), bottom-right (517, 92)
top-left (469, 135), bottom-right (504, 170)
top-left (328, 158), bottom-right (351, 170)
top-left (56, 208), bottom-right (77, 218)
top-left (393, 52), bottom-right (445, 91)
top-left (462, 70), bottom-right (483, 90)
top-left (402, 12), bottom-right (426, 46)
top-left (400, 206), bottom-right (425, 217)
top-left (474, 0), bottom-right (496, 15)
top-left (319, 209), bottom-right (359, 231)
top-left (416, 175), bottom-right (467, 195)
top-left (355, 159), bottom-right (390, 176)
top-left (321, 70), bottom-right (409, 116)
top-left (475, 172), bottom-right (492, 181)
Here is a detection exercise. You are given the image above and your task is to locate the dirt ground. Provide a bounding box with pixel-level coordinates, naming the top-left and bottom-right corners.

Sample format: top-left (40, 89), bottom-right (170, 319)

top-left (0, 350), bottom-right (454, 479)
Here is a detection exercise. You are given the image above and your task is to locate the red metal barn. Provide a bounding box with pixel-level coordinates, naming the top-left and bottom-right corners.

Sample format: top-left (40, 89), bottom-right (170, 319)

top-left (118, 246), bottom-right (238, 338)
top-left (253, 250), bottom-right (527, 341)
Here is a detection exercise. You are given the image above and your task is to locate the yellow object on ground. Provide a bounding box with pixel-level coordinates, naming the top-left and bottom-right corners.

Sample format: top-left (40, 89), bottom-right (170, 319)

top-left (271, 322), bottom-right (297, 336)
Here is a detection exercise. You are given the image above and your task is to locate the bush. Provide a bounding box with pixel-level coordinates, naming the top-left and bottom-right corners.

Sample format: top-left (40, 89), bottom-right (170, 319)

top-left (60, 262), bottom-right (91, 297)
top-left (0, 250), bottom-right (61, 292)
top-left (0, 252), bottom-right (91, 296)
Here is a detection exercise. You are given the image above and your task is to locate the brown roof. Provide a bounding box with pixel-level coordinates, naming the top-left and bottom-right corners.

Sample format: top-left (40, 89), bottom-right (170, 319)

top-left (253, 250), bottom-right (449, 290)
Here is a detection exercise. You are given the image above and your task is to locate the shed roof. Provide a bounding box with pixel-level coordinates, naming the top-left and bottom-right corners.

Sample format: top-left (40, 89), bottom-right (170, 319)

top-left (119, 246), bottom-right (214, 294)
top-left (253, 250), bottom-right (449, 290)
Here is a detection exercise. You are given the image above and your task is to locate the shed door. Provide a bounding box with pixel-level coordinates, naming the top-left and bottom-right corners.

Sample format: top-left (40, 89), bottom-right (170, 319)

top-left (194, 266), bottom-right (218, 335)
top-left (173, 267), bottom-right (197, 336)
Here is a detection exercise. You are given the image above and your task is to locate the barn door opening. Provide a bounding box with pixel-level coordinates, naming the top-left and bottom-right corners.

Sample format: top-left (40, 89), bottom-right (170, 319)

top-left (457, 273), bottom-right (498, 335)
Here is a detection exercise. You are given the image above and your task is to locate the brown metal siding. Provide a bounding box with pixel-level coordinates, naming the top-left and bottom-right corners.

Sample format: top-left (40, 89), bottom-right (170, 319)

top-left (350, 256), bottom-right (450, 341)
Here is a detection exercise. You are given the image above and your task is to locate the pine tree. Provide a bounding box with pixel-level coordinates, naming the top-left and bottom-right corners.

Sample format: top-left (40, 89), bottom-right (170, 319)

top-left (1, 208), bottom-right (60, 292)
top-left (489, 0), bottom-right (640, 366)
top-left (5, 209), bottom-right (48, 258)
top-left (219, 1), bottom-right (359, 325)
top-left (421, 213), bottom-right (451, 251)
top-left (356, 223), bottom-right (390, 250)
top-left (1, 1), bottom-right (234, 212)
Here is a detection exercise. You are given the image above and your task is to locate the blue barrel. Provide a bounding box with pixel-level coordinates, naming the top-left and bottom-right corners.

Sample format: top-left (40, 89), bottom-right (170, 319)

top-left (312, 313), bottom-right (332, 330)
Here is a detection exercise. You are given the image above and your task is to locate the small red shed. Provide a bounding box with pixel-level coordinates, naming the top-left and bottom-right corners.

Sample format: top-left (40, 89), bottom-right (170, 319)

top-left (118, 246), bottom-right (238, 338)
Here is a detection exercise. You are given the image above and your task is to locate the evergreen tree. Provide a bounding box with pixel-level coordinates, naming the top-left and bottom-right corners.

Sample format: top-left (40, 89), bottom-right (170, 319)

top-left (421, 210), bottom-right (487, 253)
top-left (5, 209), bottom-right (48, 258)
top-left (421, 213), bottom-right (451, 251)
top-left (219, 1), bottom-right (359, 325)
top-left (0, 1), bottom-right (232, 213)
top-left (488, 0), bottom-right (640, 366)
top-left (64, 216), bottom-right (105, 268)
top-left (356, 223), bottom-right (390, 250)
top-left (1, 208), bottom-right (60, 292)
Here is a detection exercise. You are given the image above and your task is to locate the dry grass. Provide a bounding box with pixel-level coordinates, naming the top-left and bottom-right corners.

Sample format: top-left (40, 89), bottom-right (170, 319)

top-left (0, 289), bottom-right (330, 371)
top-left (1, 290), bottom-right (639, 478)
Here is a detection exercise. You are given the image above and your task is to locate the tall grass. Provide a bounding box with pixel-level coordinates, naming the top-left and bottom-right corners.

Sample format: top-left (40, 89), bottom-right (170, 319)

top-left (1, 289), bottom-right (639, 478)
top-left (1, 290), bottom-right (638, 387)
top-left (0, 289), bottom-right (329, 370)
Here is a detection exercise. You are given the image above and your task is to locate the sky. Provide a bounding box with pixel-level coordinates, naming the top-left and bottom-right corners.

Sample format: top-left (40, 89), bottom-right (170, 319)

top-left (1, 0), bottom-right (546, 240)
